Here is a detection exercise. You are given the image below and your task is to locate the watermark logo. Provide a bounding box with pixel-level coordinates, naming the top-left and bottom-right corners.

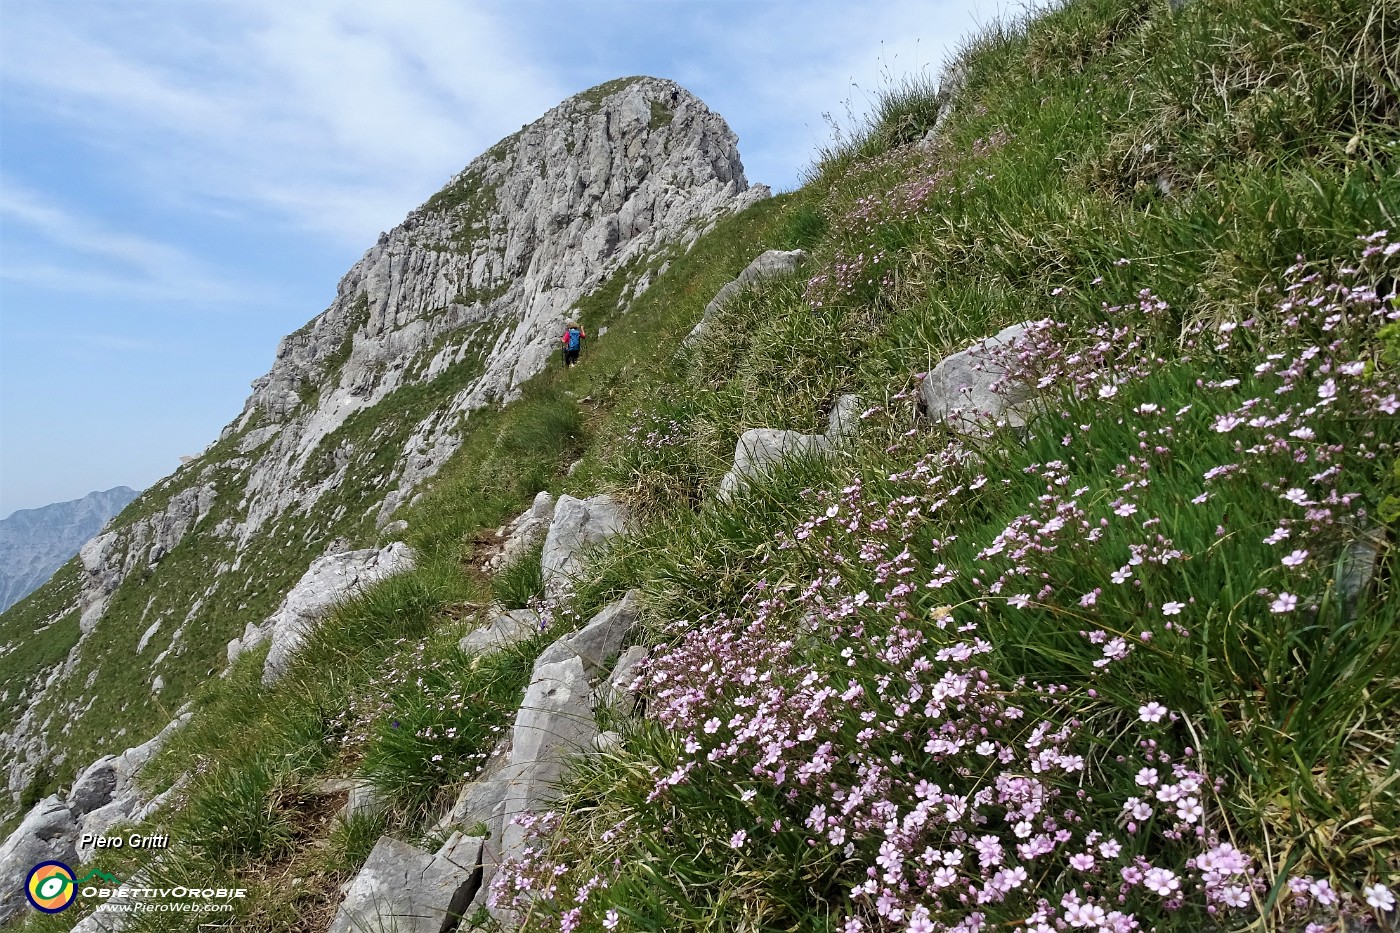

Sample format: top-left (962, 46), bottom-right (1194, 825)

top-left (25, 862), bottom-right (77, 913)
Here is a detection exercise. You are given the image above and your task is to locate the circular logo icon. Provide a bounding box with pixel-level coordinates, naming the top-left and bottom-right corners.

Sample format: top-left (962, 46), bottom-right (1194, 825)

top-left (26, 861), bottom-right (76, 913)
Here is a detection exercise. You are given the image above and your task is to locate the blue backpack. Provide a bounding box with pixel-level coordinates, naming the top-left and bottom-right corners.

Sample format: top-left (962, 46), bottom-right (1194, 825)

top-left (566, 327), bottom-right (582, 351)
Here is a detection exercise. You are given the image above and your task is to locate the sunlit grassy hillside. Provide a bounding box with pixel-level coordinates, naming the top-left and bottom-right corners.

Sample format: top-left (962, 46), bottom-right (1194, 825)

top-left (15, 0), bottom-right (1398, 930)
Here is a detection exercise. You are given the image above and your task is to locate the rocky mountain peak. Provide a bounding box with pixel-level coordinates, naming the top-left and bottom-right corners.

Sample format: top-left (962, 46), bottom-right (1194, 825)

top-left (0, 76), bottom-right (764, 814)
top-left (231, 74), bottom-right (764, 536)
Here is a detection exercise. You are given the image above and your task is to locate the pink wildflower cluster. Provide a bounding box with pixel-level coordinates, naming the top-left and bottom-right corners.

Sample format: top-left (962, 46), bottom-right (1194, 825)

top-left (806, 131), bottom-right (1011, 311)
top-left (493, 233), bottom-right (1398, 932)
top-left (622, 408), bottom-right (686, 451)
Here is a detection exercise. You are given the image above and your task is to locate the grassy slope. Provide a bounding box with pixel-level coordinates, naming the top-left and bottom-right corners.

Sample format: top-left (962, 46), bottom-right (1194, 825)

top-left (12, 190), bottom-right (820, 933)
top-left (500, 0), bottom-right (1399, 930)
top-left (14, 0), bottom-right (1399, 929)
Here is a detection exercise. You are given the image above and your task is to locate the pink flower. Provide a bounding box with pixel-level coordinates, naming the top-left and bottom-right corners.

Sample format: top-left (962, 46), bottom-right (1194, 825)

top-left (1144, 867), bottom-right (1180, 896)
top-left (1365, 884), bottom-right (1395, 912)
top-left (1271, 593), bottom-right (1298, 613)
top-left (729, 830), bottom-right (747, 849)
top-left (1162, 601), bottom-right (1184, 616)
top-left (1281, 549), bottom-right (1308, 567)
top-left (1138, 702), bottom-right (1168, 722)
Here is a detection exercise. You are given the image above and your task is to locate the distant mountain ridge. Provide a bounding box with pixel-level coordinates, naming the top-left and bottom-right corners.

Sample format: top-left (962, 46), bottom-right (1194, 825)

top-left (0, 487), bottom-right (139, 612)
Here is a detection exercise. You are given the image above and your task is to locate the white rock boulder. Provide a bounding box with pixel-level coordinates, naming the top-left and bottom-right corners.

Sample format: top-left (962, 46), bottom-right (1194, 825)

top-left (540, 495), bottom-right (625, 594)
top-left (718, 428), bottom-right (830, 499)
top-left (918, 321), bottom-right (1039, 430)
top-left (327, 835), bottom-right (482, 933)
top-left (256, 541), bottom-right (415, 685)
top-left (0, 796), bottom-right (79, 925)
top-left (685, 249), bottom-right (807, 345)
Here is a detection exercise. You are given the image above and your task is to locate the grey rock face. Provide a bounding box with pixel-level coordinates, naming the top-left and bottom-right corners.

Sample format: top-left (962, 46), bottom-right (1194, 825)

top-left (67, 755), bottom-right (119, 814)
top-left (0, 487), bottom-right (139, 613)
top-left (328, 835), bottom-right (481, 933)
top-left (918, 322), bottom-right (1038, 431)
top-left (593, 731), bottom-right (623, 753)
top-left (254, 541), bottom-right (415, 684)
top-left (76, 483), bottom-right (216, 635)
top-left (540, 494), bottom-right (626, 594)
top-left (718, 428), bottom-right (831, 499)
top-left (484, 491), bottom-right (555, 574)
top-left (341, 782), bottom-right (387, 821)
top-left (0, 795), bottom-right (78, 925)
top-left (1337, 529), bottom-right (1382, 623)
top-left (439, 768), bottom-right (511, 837)
top-left (533, 590), bottom-right (641, 679)
top-left (458, 607), bottom-right (541, 658)
top-left (826, 393), bottom-right (862, 441)
top-left (685, 248), bottom-right (806, 345)
top-left (73, 712), bottom-right (192, 857)
top-left (487, 656), bottom-right (597, 921)
top-left (596, 644), bottom-right (648, 717)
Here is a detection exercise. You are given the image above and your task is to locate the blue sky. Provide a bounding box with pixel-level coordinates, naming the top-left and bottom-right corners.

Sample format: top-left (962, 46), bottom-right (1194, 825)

top-left (0, 0), bottom-right (993, 517)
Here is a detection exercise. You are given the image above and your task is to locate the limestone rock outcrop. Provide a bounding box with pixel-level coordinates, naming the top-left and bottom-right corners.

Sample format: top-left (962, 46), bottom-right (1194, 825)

top-left (719, 429), bottom-right (829, 498)
top-left (541, 494), bottom-right (626, 594)
top-left (485, 491), bottom-right (555, 574)
top-left (918, 321), bottom-right (1039, 430)
top-left (684, 248), bottom-right (807, 345)
top-left (458, 607), bottom-right (541, 658)
top-left (0, 796), bottom-right (78, 926)
top-left (716, 395), bottom-right (861, 499)
top-left (327, 834), bottom-right (482, 933)
top-left (230, 541), bottom-right (415, 684)
top-left (0, 712), bottom-right (189, 924)
top-left (76, 483), bottom-right (217, 635)
top-left (230, 76), bottom-right (764, 543)
top-left (533, 589), bottom-right (641, 678)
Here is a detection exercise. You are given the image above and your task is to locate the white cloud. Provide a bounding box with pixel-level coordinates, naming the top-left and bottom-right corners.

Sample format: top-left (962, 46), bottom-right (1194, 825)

top-left (0, 179), bottom-right (247, 303)
top-left (0, 0), bottom-right (567, 245)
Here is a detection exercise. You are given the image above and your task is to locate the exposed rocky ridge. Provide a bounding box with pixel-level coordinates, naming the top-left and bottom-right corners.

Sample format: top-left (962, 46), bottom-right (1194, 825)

top-left (229, 75), bottom-right (766, 538)
top-left (0, 75), bottom-right (763, 817)
top-left (0, 487), bottom-right (138, 613)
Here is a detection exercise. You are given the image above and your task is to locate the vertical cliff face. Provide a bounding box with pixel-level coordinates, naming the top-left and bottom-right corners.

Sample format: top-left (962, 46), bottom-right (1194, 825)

top-left (0, 75), bottom-right (766, 812)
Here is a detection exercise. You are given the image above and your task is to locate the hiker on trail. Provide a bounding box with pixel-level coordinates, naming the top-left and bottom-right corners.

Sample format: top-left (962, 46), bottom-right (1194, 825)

top-left (560, 321), bottom-right (586, 367)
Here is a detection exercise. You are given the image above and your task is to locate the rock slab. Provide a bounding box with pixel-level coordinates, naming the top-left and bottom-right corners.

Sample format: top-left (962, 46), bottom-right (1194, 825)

top-left (328, 835), bottom-right (482, 933)
top-left (685, 249), bottom-right (807, 345)
top-left (458, 607), bottom-right (541, 658)
top-left (718, 428), bottom-right (830, 498)
top-left (918, 321), bottom-right (1038, 430)
top-left (0, 796), bottom-right (79, 925)
top-left (540, 495), bottom-right (625, 594)
top-left (533, 590), bottom-right (641, 678)
top-left (234, 541), bottom-right (414, 684)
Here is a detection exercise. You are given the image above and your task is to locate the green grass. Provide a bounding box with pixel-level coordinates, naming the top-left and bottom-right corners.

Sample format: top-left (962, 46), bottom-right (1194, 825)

top-left (492, 541), bottom-right (546, 609)
top-left (10, 0), bottom-right (1400, 928)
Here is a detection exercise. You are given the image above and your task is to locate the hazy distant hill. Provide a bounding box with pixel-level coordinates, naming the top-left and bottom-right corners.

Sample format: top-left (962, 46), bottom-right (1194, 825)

top-left (0, 486), bottom-right (138, 612)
